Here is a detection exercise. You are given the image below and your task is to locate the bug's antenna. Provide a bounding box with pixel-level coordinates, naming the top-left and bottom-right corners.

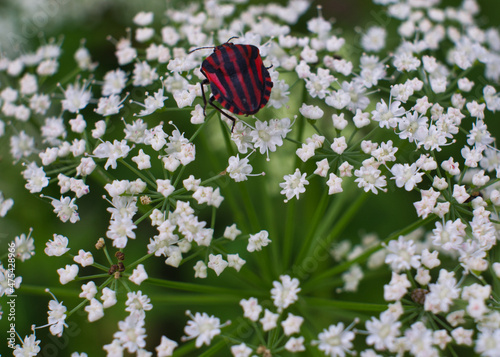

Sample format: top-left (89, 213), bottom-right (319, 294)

top-left (188, 45), bottom-right (215, 54)
top-left (226, 36), bottom-right (239, 43)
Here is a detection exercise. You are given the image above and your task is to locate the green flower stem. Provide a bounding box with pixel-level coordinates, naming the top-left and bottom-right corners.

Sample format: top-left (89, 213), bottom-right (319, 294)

top-left (173, 165), bottom-right (186, 188)
top-left (119, 158), bottom-right (156, 188)
top-left (160, 106), bottom-right (196, 112)
top-left (123, 252), bottom-right (154, 271)
top-left (302, 214), bottom-right (436, 292)
top-left (46, 66), bottom-right (82, 92)
top-left (293, 188), bottom-right (330, 268)
top-left (133, 205), bottom-right (157, 226)
top-left (146, 276), bottom-right (258, 297)
top-left (200, 173), bottom-right (227, 187)
top-left (238, 180), bottom-right (261, 233)
top-left (19, 285), bottom-right (80, 298)
top-left (149, 292), bottom-right (240, 304)
top-left (88, 260), bottom-right (110, 272)
top-left (197, 339), bottom-right (227, 357)
top-left (295, 189), bottom-right (367, 274)
top-left (68, 297), bottom-right (90, 317)
top-left (446, 345), bottom-right (460, 357)
top-left (228, 262), bottom-right (275, 291)
top-left (211, 205), bottom-right (217, 229)
top-left (76, 273), bottom-right (109, 280)
top-left (90, 164), bottom-right (115, 187)
top-left (167, 340), bottom-right (197, 356)
top-left (281, 193), bottom-right (296, 272)
top-left (189, 110), bottom-right (216, 142)
top-left (303, 296), bottom-right (387, 312)
top-left (346, 125), bottom-right (378, 153)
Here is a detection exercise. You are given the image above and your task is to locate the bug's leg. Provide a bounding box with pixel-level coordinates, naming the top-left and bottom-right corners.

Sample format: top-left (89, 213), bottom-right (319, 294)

top-left (200, 79), bottom-right (209, 116)
top-left (208, 97), bottom-right (237, 133)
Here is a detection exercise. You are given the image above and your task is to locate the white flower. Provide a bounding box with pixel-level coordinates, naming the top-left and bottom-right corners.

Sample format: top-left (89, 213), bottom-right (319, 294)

top-left (281, 313), bottom-right (304, 336)
top-left (183, 175), bottom-right (201, 191)
top-left (271, 275), bottom-right (300, 312)
top-left (404, 321), bottom-right (436, 356)
top-left (383, 272), bottom-right (411, 301)
top-left (50, 196), bottom-right (80, 223)
top-left (91, 120), bottom-right (106, 138)
top-left (240, 297), bottom-right (262, 321)
top-left (207, 254), bottom-right (228, 276)
top-left (231, 343), bottom-right (252, 357)
top-left (114, 313), bottom-right (147, 353)
top-left (102, 69), bottom-right (128, 96)
top-left (136, 27), bottom-right (155, 42)
top-left (45, 234), bottom-right (70, 256)
top-left (57, 264), bottom-right (79, 284)
top-left (182, 311), bottom-right (229, 348)
top-left (314, 158), bottom-right (330, 177)
top-left (390, 163), bottom-right (423, 191)
top-left (247, 230), bottom-right (271, 252)
top-left (13, 334), bottom-right (41, 356)
top-left (299, 103), bottom-right (324, 119)
top-left (85, 298), bottom-right (104, 322)
top-left (101, 287), bottom-right (117, 308)
top-left (314, 322), bottom-right (355, 357)
top-left (194, 261), bottom-right (207, 279)
top-left (73, 249), bottom-right (94, 267)
top-left (250, 119), bottom-right (284, 157)
top-left (285, 336), bottom-right (306, 352)
top-left (12, 232), bottom-right (35, 262)
top-left (93, 140), bottom-right (131, 170)
top-left (129, 264), bottom-right (148, 285)
top-left (156, 179), bottom-right (175, 197)
top-left (424, 269), bottom-right (460, 314)
top-left (354, 159), bottom-right (387, 194)
top-left (223, 224), bottom-right (241, 241)
top-left (133, 11), bottom-right (154, 26)
top-left (371, 99), bottom-right (405, 129)
top-left (327, 173), bottom-right (343, 194)
top-left (260, 309), bottom-right (279, 331)
top-left (331, 136), bottom-right (348, 155)
top-left (156, 336), bottom-right (178, 357)
top-left (280, 169), bottom-right (309, 202)
top-left (48, 300), bottom-right (68, 337)
top-left (366, 310), bottom-right (401, 350)
top-left (24, 164), bottom-right (50, 193)
top-left (296, 142), bottom-right (316, 162)
top-left (95, 94), bottom-right (125, 116)
top-left (61, 82), bottom-right (91, 113)
top-left (384, 236), bottom-right (421, 272)
top-left (132, 61), bottom-right (158, 86)
top-left (475, 329), bottom-right (500, 356)
top-left (362, 26), bottom-right (386, 51)
top-left (125, 291), bottom-right (152, 315)
top-left (452, 184), bottom-right (470, 204)
top-left (227, 254), bottom-right (245, 272)
top-left (227, 155), bottom-right (253, 182)
top-left (79, 281), bottom-right (97, 300)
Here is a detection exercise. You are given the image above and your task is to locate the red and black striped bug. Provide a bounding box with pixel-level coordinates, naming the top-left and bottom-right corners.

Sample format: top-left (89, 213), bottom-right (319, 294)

top-left (190, 37), bottom-right (273, 131)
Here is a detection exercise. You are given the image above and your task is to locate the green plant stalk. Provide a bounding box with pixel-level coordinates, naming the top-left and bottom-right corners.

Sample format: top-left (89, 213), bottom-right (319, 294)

top-left (303, 214), bottom-right (436, 291)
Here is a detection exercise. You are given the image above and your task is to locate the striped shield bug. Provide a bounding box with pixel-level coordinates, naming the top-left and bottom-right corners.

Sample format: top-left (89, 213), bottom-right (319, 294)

top-left (191, 37), bottom-right (273, 131)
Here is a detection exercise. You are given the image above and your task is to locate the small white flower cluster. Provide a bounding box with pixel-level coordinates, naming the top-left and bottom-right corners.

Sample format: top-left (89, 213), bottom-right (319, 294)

top-left (235, 275), bottom-right (304, 355)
